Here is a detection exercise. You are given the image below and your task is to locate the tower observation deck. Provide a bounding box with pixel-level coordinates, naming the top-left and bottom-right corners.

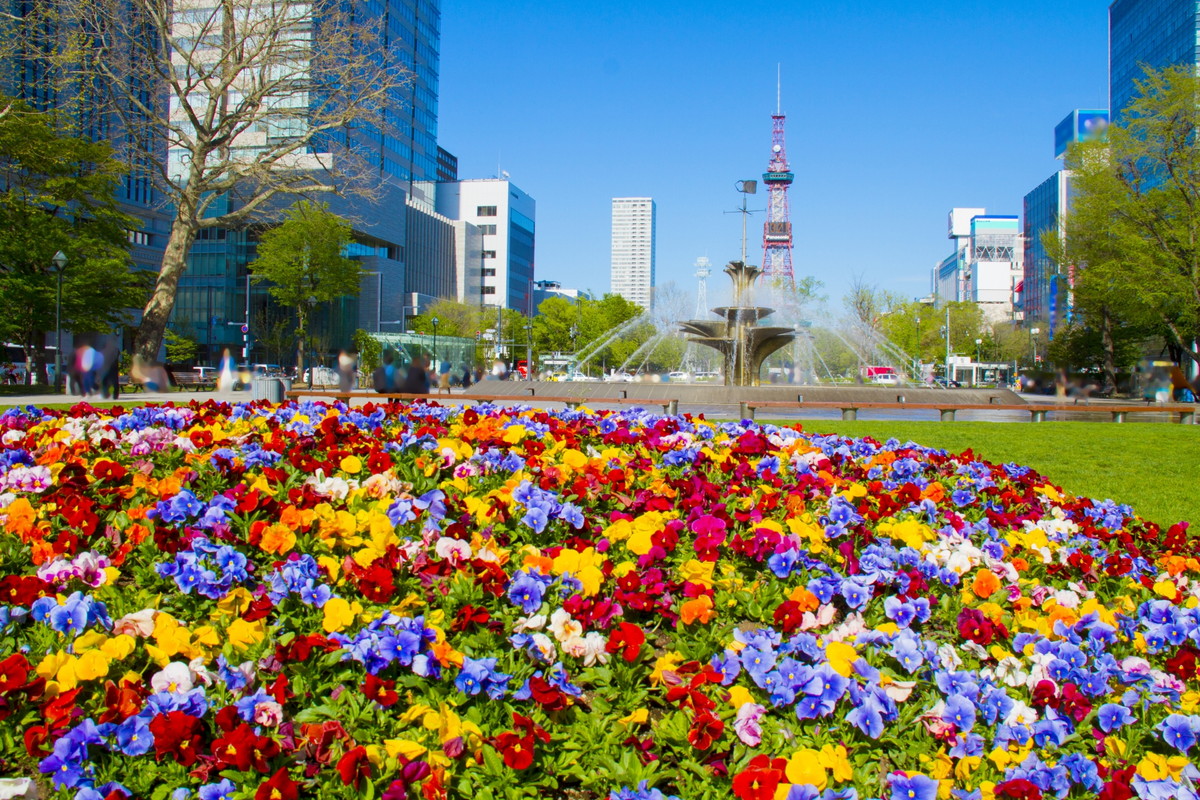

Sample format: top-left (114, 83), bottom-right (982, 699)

top-left (762, 107), bottom-right (795, 286)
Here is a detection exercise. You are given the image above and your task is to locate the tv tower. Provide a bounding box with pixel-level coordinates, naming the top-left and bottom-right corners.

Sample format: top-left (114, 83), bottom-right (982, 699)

top-left (694, 256), bottom-right (712, 317)
top-left (761, 68), bottom-right (795, 286)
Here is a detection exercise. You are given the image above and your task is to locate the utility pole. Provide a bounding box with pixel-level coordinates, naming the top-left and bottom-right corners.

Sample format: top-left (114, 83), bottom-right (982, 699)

top-left (944, 304), bottom-right (951, 385)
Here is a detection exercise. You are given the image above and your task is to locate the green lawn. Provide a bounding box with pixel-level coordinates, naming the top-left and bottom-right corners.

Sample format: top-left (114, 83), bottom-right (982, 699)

top-left (767, 420), bottom-right (1198, 527)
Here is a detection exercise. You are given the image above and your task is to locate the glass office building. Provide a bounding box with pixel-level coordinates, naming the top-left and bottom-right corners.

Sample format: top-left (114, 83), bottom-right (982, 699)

top-left (172, 0), bottom-right (445, 364)
top-left (1022, 172), bottom-right (1072, 332)
top-left (1110, 0), bottom-right (1200, 121)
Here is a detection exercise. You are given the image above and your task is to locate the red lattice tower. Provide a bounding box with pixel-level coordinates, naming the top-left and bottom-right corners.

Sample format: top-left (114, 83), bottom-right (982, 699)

top-left (761, 112), bottom-right (795, 286)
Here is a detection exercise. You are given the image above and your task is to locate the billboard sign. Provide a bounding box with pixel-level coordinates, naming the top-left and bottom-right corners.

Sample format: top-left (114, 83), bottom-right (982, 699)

top-left (1055, 109), bottom-right (1109, 158)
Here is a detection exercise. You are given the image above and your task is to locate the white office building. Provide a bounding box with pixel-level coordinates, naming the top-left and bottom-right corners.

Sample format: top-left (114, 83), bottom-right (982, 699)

top-left (933, 208), bottom-right (1023, 323)
top-left (436, 179), bottom-right (537, 314)
top-left (610, 197), bottom-right (656, 308)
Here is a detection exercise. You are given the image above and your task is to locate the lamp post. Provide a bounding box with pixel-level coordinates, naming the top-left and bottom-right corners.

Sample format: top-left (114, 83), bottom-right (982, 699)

top-left (975, 338), bottom-right (983, 363)
top-left (733, 180), bottom-right (758, 265)
top-left (912, 315), bottom-right (921, 379)
top-left (1029, 327), bottom-right (1040, 368)
top-left (431, 316), bottom-right (439, 370)
top-left (51, 251), bottom-right (67, 392)
top-left (524, 323), bottom-right (533, 380)
top-left (305, 295), bottom-right (317, 388)
top-left (943, 304), bottom-right (951, 385)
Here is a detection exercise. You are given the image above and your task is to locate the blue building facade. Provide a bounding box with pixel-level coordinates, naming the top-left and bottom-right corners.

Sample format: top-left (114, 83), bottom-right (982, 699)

top-left (173, 0), bottom-right (445, 364)
top-left (1022, 172), bottom-right (1072, 332)
top-left (1110, 0), bottom-right (1200, 121)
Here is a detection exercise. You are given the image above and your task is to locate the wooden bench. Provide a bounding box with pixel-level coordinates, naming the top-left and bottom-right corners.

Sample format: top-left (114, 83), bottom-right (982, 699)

top-left (281, 390), bottom-right (1196, 425)
top-left (741, 400), bottom-right (1197, 424)
top-left (284, 389), bottom-right (681, 415)
top-left (173, 373), bottom-right (215, 392)
top-left (118, 376), bottom-right (143, 393)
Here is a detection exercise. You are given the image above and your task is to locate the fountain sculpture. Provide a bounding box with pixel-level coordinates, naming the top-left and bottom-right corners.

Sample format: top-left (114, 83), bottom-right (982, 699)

top-left (678, 260), bottom-right (796, 387)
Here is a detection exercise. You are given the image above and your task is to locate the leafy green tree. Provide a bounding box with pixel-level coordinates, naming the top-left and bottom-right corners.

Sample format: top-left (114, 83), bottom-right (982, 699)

top-left (248, 201), bottom-right (360, 376)
top-left (352, 329), bottom-right (382, 373)
top-left (0, 99), bottom-right (145, 383)
top-left (1057, 65), bottom-right (1200, 374)
top-left (163, 329), bottom-right (199, 364)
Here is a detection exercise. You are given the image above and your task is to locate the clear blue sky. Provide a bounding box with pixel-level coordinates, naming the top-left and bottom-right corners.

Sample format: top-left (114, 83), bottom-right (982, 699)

top-left (437, 1), bottom-right (1110, 310)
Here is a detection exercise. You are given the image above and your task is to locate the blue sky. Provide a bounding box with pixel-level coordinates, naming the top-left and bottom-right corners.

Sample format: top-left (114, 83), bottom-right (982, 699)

top-left (437, 1), bottom-right (1110, 310)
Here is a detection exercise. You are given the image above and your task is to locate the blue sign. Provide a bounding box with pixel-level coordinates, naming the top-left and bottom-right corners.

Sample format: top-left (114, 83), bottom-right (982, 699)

top-left (1048, 275), bottom-right (1058, 339)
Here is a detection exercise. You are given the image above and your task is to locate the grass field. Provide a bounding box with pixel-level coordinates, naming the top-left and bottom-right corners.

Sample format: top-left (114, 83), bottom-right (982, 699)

top-left (768, 419), bottom-right (1198, 527)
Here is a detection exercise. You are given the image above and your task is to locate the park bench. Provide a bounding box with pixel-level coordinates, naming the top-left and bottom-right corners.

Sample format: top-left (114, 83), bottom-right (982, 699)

top-left (117, 376), bottom-right (143, 393)
top-left (173, 372), bottom-right (215, 392)
top-left (281, 390), bottom-right (1196, 425)
top-left (284, 389), bottom-right (682, 415)
top-left (740, 399), bottom-right (1197, 424)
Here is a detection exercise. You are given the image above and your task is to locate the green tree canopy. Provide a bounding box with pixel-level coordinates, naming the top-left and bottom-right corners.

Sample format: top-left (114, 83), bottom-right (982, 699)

top-left (0, 98), bottom-right (145, 382)
top-left (248, 201), bottom-right (360, 374)
top-left (1058, 65), bottom-right (1200, 372)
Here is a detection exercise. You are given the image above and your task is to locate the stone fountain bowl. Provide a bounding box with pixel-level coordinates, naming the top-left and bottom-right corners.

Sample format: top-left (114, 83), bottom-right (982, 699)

top-left (710, 306), bottom-right (776, 323)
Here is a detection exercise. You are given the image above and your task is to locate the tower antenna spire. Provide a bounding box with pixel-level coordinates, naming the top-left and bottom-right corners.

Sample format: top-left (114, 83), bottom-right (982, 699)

top-left (762, 76), bottom-right (795, 287)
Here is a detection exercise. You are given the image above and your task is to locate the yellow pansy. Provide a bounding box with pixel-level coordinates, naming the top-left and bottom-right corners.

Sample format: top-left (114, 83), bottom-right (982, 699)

top-left (384, 739), bottom-right (427, 760)
top-left (552, 547), bottom-right (606, 596)
top-left (618, 708), bottom-right (649, 726)
top-left (217, 588), bottom-right (254, 619)
top-left (727, 686), bottom-right (755, 708)
top-left (225, 618), bottom-right (267, 650)
top-left (817, 744), bottom-right (853, 783)
top-left (824, 641), bottom-right (858, 677)
top-left (74, 650), bottom-right (110, 681)
top-left (339, 455), bottom-right (363, 474)
top-left (100, 634), bottom-right (137, 661)
top-left (323, 596), bottom-right (362, 633)
top-left (678, 559), bottom-right (715, 589)
top-left (649, 652), bottom-right (683, 686)
top-left (785, 748), bottom-right (828, 789)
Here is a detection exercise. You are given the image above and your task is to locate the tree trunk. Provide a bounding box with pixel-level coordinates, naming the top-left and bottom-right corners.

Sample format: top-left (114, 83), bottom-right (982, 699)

top-left (134, 223), bottom-right (199, 364)
top-left (1100, 308), bottom-right (1118, 395)
top-left (296, 307), bottom-right (307, 380)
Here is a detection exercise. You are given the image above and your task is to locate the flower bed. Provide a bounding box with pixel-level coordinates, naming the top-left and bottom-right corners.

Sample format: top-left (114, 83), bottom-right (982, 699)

top-left (0, 399), bottom-right (1197, 800)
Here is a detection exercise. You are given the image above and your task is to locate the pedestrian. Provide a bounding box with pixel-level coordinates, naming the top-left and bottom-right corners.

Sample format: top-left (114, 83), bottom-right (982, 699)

top-left (400, 355), bottom-right (430, 394)
top-left (437, 369), bottom-right (451, 394)
top-left (460, 364), bottom-right (472, 388)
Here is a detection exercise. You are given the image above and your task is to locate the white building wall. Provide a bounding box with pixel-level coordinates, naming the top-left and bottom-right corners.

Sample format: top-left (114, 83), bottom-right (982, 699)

top-left (437, 179), bottom-right (536, 312)
top-left (610, 197), bottom-right (656, 308)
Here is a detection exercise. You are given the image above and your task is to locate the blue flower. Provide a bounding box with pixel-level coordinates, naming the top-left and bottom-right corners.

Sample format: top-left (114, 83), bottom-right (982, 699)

top-left (508, 570), bottom-right (546, 614)
top-left (455, 656), bottom-right (490, 696)
top-left (888, 773), bottom-right (939, 800)
top-left (884, 596), bottom-right (916, 628)
top-left (114, 714), bottom-right (155, 756)
top-left (1097, 703), bottom-right (1134, 733)
top-left (1160, 714), bottom-right (1197, 752)
top-left (944, 693), bottom-right (976, 733)
top-left (198, 779), bottom-right (237, 800)
top-left (891, 636), bottom-right (924, 674)
top-left (840, 579), bottom-right (871, 609)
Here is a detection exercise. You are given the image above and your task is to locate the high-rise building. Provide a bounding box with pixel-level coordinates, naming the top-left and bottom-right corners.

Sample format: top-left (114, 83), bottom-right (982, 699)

top-left (436, 179), bottom-right (537, 315)
top-left (170, 0), bottom-right (445, 361)
top-left (1021, 109), bottom-right (1108, 334)
top-left (610, 198), bottom-right (656, 309)
top-left (932, 208), bottom-right (1023, 323)
top-left (1110, 0), bottom-right (1200, 121)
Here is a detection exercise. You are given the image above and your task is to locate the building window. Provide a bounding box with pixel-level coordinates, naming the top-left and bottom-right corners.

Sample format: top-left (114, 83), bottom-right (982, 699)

top-left (482, 286), bottom-right (496, 295)
top-left (478, 224), bottom-right (496, 235)
top-left (481, 250), bottom-right (496, 258)
top-left (476, 206), bottom-right (497, 217)
top-left (482, 268), bottom-right (496, 277)
top-left (127, 230), bottom-right (151, 246)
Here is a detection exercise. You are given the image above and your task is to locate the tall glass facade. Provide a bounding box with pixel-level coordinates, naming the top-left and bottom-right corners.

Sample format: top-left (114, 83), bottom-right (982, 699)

top-left (174, 0), bottom-right (442, 365)
top-left (1110, 0), bottom-right (1200, 121)
top-left (1022, 172), bottom-right (1073, 331)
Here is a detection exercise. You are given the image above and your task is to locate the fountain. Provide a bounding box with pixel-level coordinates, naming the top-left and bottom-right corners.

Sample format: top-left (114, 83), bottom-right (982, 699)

top-left (678, 261), bottom-right (795, 386)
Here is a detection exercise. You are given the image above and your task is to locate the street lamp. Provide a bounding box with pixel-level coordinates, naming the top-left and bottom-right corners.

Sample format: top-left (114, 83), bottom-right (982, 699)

top-left (524, 323), bottom-right (533, 381)
top-left (1029, 327), bottom-right (1040, 368)
top-left (431, 316), bottom-right (439, 369)
top-left (912, 315), bottom-right (921, 379)
top-left (51, 251), bottom-right (67, 392)
top-left (305, 295), bottom-right (317, 388)
top-left (975, 338), bottom-right (983, 363)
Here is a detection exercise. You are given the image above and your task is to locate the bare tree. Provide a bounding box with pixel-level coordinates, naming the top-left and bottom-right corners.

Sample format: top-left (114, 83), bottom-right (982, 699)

top-left (7, 0), bottom-right (412, 362)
